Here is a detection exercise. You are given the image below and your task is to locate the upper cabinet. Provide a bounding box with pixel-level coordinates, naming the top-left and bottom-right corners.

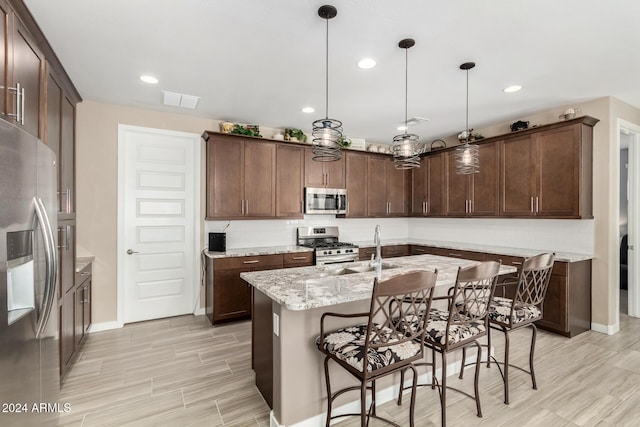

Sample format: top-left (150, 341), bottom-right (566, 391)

top-left (444, 141), bottom-right (500, 217)
top-left (0, 1), bottom-right (44, 137)
top-left (411, 152), bottom-right (444, 216)
top-left (276, 144), bottom-right (304, 218)
top-left (500, 119), bottom-right (594, 218)
top-left (205, 134), bottom-right (276, 219)
top-left (344, 151), bottom-right (368, 217)
top-left (367, 155), bottom-right (409, 217)
top-left (304, 147), bottom-right (345, 188)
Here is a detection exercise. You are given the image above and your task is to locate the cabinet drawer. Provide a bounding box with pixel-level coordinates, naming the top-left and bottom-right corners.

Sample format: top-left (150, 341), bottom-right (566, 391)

top-left (283, 252), bottom-right (313, 267)
top-left (485, 253), bottom-right (525, 268)
top-left (382, 245), bottom-right (410, 258)
top-left (410, 245), bottom-right (436, 255)
top-left (432, 248), bottom-right (487, 261)
top-left (75, 264), bottom-right (92, 286)
top-left (359, 247), bottom-right (377, 260)
top-left (215, 254), bottom-right (283, 270)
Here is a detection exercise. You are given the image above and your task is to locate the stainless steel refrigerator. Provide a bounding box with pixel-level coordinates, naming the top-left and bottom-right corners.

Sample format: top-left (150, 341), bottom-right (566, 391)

top-left (0, 121), bottom-right (59, 426)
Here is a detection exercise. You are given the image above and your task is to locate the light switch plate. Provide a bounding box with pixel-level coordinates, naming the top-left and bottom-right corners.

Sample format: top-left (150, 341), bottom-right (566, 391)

top-left (273, 313), bottom-right (280, 336)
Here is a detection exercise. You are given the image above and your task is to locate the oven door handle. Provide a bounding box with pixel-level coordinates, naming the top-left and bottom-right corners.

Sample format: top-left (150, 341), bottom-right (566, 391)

top-left (317, 256), bottom-right (358, 265)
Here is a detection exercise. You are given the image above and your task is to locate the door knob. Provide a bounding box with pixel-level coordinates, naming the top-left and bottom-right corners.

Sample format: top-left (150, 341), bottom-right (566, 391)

top-left (127, 249), bottom-right (139, 255)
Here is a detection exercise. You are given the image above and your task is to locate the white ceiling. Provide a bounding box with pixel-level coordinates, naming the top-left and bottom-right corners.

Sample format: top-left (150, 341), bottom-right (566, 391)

top-left (24, 0), bottom-right (640, 144)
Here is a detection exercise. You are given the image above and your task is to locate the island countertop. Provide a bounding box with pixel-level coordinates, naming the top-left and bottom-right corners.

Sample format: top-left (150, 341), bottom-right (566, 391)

top-left (240, 254), bottom-right (517, 311)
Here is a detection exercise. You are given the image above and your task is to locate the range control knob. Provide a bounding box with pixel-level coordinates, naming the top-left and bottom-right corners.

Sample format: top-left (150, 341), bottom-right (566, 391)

top-left (337, 250), bottom-right (341, 254)
top-left (323, 251), bottom-right (329, 255)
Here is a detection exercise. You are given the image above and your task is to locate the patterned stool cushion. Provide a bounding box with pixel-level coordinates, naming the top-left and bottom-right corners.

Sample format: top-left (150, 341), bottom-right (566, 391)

top-left (488, 296), bottom-right (541, 325)
top-left (425, 309), bottom-right (486, 347)
top-left (316, 324), bottom-right (422, 372)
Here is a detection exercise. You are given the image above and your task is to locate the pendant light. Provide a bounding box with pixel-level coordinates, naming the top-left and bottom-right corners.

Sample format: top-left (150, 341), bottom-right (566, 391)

top-left (312, 5), bottom-right (343, 162)
top-left (391, 38), bottom-right (424, 170)
top-left (455, 62), bottom-right (480, 175)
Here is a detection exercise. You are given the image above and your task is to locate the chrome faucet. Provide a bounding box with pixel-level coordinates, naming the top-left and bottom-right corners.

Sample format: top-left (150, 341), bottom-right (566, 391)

top-left (371, 224), bottom-right (382, 278)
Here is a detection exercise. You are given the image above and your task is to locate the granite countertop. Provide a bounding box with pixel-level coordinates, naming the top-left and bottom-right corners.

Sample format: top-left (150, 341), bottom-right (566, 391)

top-left (241, 254), bottom-right (517, 311)
top-left (352, 239), bottom-right (592, 263)
top-left (75, 256), bottom-right (95, 273)
top-left (204, 245), bottom-right (313, 259)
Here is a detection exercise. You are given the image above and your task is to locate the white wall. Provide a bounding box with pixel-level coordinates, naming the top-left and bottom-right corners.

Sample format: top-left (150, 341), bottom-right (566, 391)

top-left (204, 217), bottom-right (409, 249)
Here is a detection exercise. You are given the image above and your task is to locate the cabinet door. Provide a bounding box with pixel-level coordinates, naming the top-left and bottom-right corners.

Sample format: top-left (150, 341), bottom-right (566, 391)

top-left (206, 137), bottom-right (243, 218)
top-left (411, 165), bottom-right (427, 216)
top-left (11, 17), bottom-right (43, 137)
top-left (501, 135), bottom-right (536, 216)
top-left (536, 274), bottom-right (568, 333)
top-left (74, 285), bottom-right (84, 347)
top-left (536, 125), bottom-right (580, 217)
top-left (345, 152), bottom-right (367, 217)
top-left (46, 73), bottom-right (62, 212)
top-left (276, 145), bottom-right (303, 217)
top-left (304, 148), bottom-right (325, 187)
top-left (213, 268), bottom-right (252, 322)
top-left (444, 151), bottom-right (470, 216)
top-left (82, 282), bottom-right (91, 333)
top-left (58, 224), bottom-right (76, 296)
top-left (324, 156), bottom-right (345, 188)
top-left (244, 141), bottom-right (276, 217)
top-left (60, 290), bottom-right (75, 368)
top-left (367, 156), bottom-right (388, 216)
top-left (470, 142), bottom-right (499, 216)
top-left (426, 153), bottom-right (445, 216)
top-left (60, 97), bottom-right (75, 215)
top-left (387, 160), bottom-right (408, 216)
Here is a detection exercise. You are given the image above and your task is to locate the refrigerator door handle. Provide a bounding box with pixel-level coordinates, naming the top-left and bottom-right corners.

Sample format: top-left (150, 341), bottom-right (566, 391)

top-left (34, 197), bottom-right (57, 338)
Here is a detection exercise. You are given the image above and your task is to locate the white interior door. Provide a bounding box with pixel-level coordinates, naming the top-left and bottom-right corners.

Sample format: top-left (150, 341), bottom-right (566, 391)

top-left (628, 129), bottom-right (640, 317)
top-left (118, 125), bottom-right (200, 324)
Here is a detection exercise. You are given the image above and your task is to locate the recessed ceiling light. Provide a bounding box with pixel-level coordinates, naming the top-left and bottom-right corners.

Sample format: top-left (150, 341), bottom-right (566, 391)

top-left (302, 107), bottom-right (315, 113)
top-left (397, 125), bottom-right (407, 131)
top-left (140, 75), bottom-right (159, 84)
top-left (357, 58), bottom-right (376, 69)
top-left (503, 85), bottom-right (522, 93)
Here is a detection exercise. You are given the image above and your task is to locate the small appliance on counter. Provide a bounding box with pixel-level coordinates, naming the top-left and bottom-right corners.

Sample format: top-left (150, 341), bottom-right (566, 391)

top-left (208, 232), bottom-right (226, 252)
top-left (297, 226), bottom-right (358, 265)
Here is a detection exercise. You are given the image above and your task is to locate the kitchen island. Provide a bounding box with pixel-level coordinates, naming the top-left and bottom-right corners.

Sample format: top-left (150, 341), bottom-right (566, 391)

top-left (241, 254), bottom-right (517, 427)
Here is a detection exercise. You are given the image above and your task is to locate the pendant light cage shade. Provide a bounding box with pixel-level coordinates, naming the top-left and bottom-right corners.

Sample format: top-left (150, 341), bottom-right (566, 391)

top-left (455, 143), bottom-right (479, 174)
top-left (312, 5), bottom-right (343, 162)
top-left (312, 118), bottom-right (343, 161)
top-left (392, 133), bottom-right (422, 169)
top-left (392, 38), bottom-right (423, 170)
top-left (455, 61), bottom-right (479, 175)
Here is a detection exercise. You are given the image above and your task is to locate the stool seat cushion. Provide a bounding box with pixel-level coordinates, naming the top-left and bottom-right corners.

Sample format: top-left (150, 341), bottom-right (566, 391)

top-left (425, 308), bottom-right (486, 347)
top-left (488, 296), bottom-right (541, 326)
top-left (317, 324), bottom-right (421, 373)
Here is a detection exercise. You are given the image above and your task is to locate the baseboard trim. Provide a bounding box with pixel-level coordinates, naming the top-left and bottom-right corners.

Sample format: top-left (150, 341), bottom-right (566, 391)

top-left (591, 322), bottom-right (619, 335)
top-left (88, 321), bottom-right (122, 333)
top-left (193, 307), bottom-right (205, 316)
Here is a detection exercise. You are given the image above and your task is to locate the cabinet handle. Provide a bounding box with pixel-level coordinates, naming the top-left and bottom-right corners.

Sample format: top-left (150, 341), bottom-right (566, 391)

top-left (66, 189), bottom-right (72, 214)
top-left (20, 86), bottom-right (25, 126)
top-left (346, 201), bottom-right (349, 214)
top-left (245, 199), bottom-right (249, 215)
top-left (291, 256), bottom-right (307, 260)
top-left (448, 252), bottom-right (462, 257)
top-left (8, 83), bottom-right (21, 123)
top-left (84, 287), bottom-right (90, 304)
top-left (243, 260), bottom-right (260, 264)
top-left (465, 200), bottom-right (469, 213)
top-left (425, 201), bottom-right (429, 214)
top-left (512, 261), bottom-right (522, 265)
top-left (241, 199), bottom-right (244, 215)
top-left (80, 271), bottom-right (90, 276)
top-left (531, 197), bottom-right (534, 213)
top-left (536, 197), bottom-right (539, 213)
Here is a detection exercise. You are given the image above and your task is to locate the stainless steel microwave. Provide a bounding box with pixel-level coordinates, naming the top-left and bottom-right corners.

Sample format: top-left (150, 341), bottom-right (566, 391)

top-left (304, 187), bottom-right (347, 214)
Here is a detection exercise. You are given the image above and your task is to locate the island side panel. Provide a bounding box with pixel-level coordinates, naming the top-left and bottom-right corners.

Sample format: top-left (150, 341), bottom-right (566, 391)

top-left (252, 288), bottom-right (274, 408)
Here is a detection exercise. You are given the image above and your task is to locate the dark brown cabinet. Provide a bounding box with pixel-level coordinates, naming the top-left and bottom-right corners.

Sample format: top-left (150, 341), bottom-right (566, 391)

top-left (444, 141), bottom-right (499, 217)
top-left (367, 155), bottom-right (409, 217)
top-left (500, 122), bottom-right (593, 218)
top-left (276, 145), bottom-right (304, 218)
top-left (345, 151), bottom-right (368, 217)
top-left (381, 245), bottom-right (410, 258)
top-left (283, 251), bottom-right (313, 268)
top-left (207, 254), bottom-right (283, 324)
top-left (57, 223), bottom-right (76, 297)
top-left (206, 135), bottom-right (276, 219)
top-left (75, 263), bottom-right (92, 345)
top-left (59, 290), bottom-right (75, 370)
top-left (304, 148), bottom-right (345, 188)
top-left (410, 245), bottom-right (437, 256)
top-left (411, 153), bottom-right (444, 216)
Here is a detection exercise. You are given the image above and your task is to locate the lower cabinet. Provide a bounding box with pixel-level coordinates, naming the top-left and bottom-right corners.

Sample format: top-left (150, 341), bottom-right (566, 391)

top-left (206, 252), bottom-right (313, 325)
top-left (381, 245), bottom-right (410, 258)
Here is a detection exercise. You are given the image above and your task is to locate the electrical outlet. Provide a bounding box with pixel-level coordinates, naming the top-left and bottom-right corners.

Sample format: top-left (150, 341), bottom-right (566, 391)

top-left (273, 313), bottom-right (280, 336)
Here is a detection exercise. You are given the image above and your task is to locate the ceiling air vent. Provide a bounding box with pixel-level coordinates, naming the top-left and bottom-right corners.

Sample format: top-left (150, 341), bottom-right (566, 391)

top-left (162, 91), bottom-right (200, 109)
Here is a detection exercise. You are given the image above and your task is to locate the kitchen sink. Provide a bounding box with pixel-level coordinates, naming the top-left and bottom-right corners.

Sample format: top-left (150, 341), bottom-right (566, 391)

top-left (320, 264), bottom-right (398, 276)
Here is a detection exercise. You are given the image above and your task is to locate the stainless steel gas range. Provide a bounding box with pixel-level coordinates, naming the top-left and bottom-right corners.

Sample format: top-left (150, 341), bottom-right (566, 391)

top-left (297, 226), bottom-right (359, 265)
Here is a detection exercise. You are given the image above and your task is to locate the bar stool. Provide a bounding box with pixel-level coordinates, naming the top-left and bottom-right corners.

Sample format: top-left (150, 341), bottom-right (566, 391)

top-left (400, 261), bottom-right (501, 427)
top-left (486, 253), bottom-right (555, 404)
top-left (316, 270), bottom-right (438, 427)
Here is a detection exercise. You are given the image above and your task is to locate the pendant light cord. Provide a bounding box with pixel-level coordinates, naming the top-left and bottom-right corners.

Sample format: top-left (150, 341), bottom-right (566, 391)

top-left (404, 47), bottom-right (409, 128)
top-left (325, 17), bottom-right (329, 120)
top-left (465, 69), bottom-right (469, 143)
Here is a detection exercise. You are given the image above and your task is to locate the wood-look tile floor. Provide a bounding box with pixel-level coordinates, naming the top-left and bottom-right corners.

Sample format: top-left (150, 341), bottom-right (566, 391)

top-left (59, 312), bottom-right (640, 426)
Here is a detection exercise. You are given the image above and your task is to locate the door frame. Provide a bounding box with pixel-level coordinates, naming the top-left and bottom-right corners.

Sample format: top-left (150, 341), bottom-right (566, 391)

top-left (116, 125), bottom-right (201, 327)
top-left (617, 118), bottom-right (640, 323)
